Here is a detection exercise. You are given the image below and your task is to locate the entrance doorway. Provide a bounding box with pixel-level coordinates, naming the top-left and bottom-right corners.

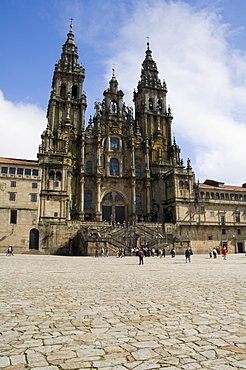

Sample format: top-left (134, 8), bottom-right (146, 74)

top-left (237, 242), bottom-right (243, 253)
top-left (102, 192), bottom-right (125, 223)
top-left (29, 229), bottom-right (39, 250)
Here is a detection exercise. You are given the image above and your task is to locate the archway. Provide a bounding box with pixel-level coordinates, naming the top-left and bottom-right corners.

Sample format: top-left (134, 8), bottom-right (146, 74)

top-left (29, 229), bottom-right (39, 250)
top-left (102, 191), bottom-right (125, 223)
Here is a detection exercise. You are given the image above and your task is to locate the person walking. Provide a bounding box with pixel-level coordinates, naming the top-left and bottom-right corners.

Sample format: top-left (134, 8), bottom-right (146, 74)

top-left (212, 248), bottom-right (217, 258)
top-left (170, 248), bottom-right (175, 258)
top-left (138, 248), bottom-right (144, 265)
top-left (185, 247), bottom-right (193, 263)
top-left (221, 246), bottom-right (228, 260)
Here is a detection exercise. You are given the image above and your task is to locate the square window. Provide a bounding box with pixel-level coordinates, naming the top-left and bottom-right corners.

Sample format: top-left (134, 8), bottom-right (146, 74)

top-left (222, 229), bottom-right (226, 235)
top-left (32, 169), bottom-right (39, 176)
top-left (32, 182), bottom-right (38, 189)
top-left (86, 161), bottom-right (92, 174)
top-left (235, 212), bottom-right (240, 222)
top-left (237, 229), bottom-right (241, 235)
top-left (110, 137), bottom-right (120, 151)
top-left (210, 211), bottom-right (214, 217)
top-left (31, 194), bottom-right (37, 202)
top-left (25, 169), bottom-right (31, 176)
top-left (11, 181), bottom-right (16, 187)
top-left (9, 167), bottom-right (16, 174)
top-left (54, 212), bottom-right (58, 217)
top-left (55, 181), bottom-right (59, 187)
top-left (9, 193), bottom-right (16, 201)
top-left (135, 165), bottom-right (141, 178)
top-left (17, 168), bottom-right (23, 175)
top-left (1, 167), bottom-right (8, 174)
top-left (200, 206), bottom-right (205, 212)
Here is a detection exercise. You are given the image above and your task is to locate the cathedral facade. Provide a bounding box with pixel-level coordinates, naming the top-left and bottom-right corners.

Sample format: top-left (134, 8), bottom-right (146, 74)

top-left (38, 24), bottom-right (194, 226)
top-left (1, 25), bottom-right (246, 255)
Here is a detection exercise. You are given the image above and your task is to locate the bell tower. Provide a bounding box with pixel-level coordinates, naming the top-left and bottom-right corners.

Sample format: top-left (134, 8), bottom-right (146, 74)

top-left (133, 42), bottom-right (174, 168)
top-left (38, 24), bottom-right (87, 222)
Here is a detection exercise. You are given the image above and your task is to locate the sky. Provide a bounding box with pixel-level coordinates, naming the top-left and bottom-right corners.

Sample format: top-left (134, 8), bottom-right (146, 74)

top-left (1, 0), bottom-right (246, 185)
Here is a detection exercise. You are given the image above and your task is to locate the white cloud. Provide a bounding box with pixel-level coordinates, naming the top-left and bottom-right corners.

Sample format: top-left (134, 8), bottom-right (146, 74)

top-left (105, 0), bottom-right (246, 185)
top-left (0, 91), bottom-right (46, 160)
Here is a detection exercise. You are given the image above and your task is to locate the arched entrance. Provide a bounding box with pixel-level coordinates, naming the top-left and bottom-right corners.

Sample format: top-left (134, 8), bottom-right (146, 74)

top-left (102, 191), bottom-right (125, 223)
top-left (29, 229), bottom-right (39, 250)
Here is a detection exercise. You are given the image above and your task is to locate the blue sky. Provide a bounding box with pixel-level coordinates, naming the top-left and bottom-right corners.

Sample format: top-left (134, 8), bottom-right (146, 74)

top-left (1, 0), bottom-right (246, 185)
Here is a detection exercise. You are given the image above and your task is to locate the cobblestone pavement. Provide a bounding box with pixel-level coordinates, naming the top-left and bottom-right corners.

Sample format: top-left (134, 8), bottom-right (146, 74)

top-left (1, 253), bottom-right (246, 370)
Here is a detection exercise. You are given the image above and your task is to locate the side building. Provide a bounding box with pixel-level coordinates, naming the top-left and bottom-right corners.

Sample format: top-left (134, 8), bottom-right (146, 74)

top-left (0, 157), bottom-right (41, 253)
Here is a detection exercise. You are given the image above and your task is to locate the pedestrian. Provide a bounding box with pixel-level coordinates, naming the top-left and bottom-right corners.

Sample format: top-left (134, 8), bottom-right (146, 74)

top-left (209, 248), bottom-right (213, 258)
top-left (185, 247), bottom-right (193, 263)
top-left (95, 249), bottom-right (98, 257)
top-left (212, 248), bottom-right (217, 258)
top-left (221, 246), bottom-right (228, 260)
top-left (162, 248), bottom-right (166, 258)
top-left (6, 246), bottom-right (14, 256)
top-left (138, 248), bottom-right (144, 265)
top-left (170, 248), bottom-right (175, 258)
top-left (101, 248), bottom-right (105, 257)
top-left (106, 249), bottom-right (109, 257)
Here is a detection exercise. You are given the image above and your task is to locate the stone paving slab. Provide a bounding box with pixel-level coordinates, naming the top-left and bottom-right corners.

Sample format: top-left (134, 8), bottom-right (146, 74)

top-left (0, 253), bottom-right (246, 369)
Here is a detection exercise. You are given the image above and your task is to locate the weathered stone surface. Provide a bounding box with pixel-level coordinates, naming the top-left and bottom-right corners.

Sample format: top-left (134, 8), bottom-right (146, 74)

top-left (1, 254), bottom-right (246, 369)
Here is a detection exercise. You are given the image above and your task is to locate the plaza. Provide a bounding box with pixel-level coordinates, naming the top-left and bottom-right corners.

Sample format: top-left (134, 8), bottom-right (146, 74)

top-left (1, 253), bottom-right (246, 369)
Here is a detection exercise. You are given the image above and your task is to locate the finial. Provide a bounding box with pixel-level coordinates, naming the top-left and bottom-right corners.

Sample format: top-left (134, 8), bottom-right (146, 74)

top-left (146, 36), bottom-right (150, 49)
top-left (69, 17), bottom-right (74, 32)
top-left (112, 65), bottom-right (115, 77)
top-left (173, 135), bottom-right (176, 144)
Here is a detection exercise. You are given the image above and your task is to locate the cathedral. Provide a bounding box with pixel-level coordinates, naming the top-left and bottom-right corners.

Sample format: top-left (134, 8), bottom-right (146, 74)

top-left (1, 25), bottom-right (246, 255)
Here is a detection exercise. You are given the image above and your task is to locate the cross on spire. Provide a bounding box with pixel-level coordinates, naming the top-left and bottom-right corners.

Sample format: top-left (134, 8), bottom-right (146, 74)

top-left (146, 36), bottom-right (150, 48)
top-left (69, 17), bottom-right (74, 32)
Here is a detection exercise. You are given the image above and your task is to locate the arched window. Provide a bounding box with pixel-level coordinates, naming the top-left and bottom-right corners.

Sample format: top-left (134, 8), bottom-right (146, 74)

top-left (103, 192), bottom-right (113, 201)
top-left (49, 171), bottom-right (55, 180)
top-left (149, 99), bottom-right (153, 111)
top-left (60, 84), bottom-right (66, 98)
top-left (115, 193), bottom-right (124, 202)
top-left (86, 161), bottom-right (93, 174)
top-left (136, 193), bottom-right (142, 211)
top-left (110, 158), bottom-right (119, 176)
top-left (158, 100), bottom-right (163, 111)
top-left (110, 101), bottom-right (118, 113)
top-left (56, 171), bottom-right (62, 181)
top-left (179, 181), bottom-right (184, 189)
top-left (72, 85), bottom-right (78, 99)
top-left (85, 190), bottom-right (92, 209)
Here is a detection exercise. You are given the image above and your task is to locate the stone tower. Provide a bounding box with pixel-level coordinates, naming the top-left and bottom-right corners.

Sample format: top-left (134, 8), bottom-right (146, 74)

top-left (38, 24), bottom-right (87, 222)
top-left (133, 43), bottom-right (195, 222)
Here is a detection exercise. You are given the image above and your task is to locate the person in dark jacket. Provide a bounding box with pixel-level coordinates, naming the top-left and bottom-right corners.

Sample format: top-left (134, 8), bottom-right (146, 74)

top-left (185, 248), bottom-right (193, 263)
